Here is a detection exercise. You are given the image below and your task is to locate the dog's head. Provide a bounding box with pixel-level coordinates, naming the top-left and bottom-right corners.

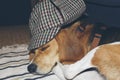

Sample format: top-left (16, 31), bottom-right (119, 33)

top-left (28, 38), bottom-right (59, 74)
top-left (27, 21), bottom-right (94, 75)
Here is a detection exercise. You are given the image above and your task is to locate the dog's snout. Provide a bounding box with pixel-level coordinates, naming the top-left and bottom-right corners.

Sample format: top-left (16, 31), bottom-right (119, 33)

top-left (27, 63), bottom-right (37, 73)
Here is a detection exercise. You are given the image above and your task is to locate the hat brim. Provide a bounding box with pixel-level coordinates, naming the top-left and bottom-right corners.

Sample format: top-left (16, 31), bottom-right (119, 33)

top-left (28, 27), bottom-right (60, 50)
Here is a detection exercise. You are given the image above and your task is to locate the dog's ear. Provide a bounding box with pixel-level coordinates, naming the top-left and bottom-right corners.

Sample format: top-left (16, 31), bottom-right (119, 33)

top-left (55, 22), bottom-right (85, 64)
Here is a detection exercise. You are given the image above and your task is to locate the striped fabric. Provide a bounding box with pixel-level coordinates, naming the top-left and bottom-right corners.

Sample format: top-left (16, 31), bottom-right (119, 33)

top-left (0, 44), bottom-right (60, 80)
top-left (28, 0), bottom-right (86, 50)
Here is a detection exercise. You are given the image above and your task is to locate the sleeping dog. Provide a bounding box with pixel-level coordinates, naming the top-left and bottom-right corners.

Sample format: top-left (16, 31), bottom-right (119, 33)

top-left (27, 19), bottom-right (120, 80)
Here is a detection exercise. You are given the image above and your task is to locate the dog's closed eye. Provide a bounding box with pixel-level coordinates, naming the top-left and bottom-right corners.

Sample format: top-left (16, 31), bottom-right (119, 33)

top-left (41, 45), bottom-right (50, 51)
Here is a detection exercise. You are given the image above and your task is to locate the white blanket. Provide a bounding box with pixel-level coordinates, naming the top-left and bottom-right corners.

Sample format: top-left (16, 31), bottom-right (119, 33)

top-left (0, 44), bottom-right (60, 80)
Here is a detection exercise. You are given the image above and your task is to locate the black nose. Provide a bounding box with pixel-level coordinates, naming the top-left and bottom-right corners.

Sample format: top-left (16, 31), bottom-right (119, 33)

top-left (27, 63), bottom-right (37, 73)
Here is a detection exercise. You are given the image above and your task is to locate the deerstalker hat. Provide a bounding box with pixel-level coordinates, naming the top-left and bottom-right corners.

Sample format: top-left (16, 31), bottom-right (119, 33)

top-left (28, 0), bottom-right (86, 50)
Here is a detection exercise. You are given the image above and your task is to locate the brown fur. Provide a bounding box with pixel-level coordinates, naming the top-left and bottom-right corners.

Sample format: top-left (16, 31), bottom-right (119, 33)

top-left (92, 44), bottom-right (120, 80)
top-left (55, 22), bottom-right (94, 64)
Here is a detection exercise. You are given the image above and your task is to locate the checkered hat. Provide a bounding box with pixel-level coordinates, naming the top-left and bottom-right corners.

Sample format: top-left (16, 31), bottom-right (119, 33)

top-left (28, 0), bottom-right (86, 50)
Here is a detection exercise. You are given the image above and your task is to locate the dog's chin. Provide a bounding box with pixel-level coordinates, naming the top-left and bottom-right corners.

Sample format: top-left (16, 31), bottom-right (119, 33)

top-left (36, 63), bottom-right (57, 75)
top-left (35, 67), bottom-right (52, 75)
top-left (32, 71), bottom-right (52, 77)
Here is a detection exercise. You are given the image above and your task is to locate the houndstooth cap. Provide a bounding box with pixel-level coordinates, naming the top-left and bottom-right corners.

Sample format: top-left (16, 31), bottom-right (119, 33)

top-left (28, 0), bottom-right (86, 50)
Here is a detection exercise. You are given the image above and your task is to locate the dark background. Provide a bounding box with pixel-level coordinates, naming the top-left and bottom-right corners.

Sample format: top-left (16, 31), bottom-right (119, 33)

top-left (0, 0), bottom-right (120, 27)
top-left (0, 0), bottom-right (31, 26)
top-left (85, 0), bottom-right (120, 27)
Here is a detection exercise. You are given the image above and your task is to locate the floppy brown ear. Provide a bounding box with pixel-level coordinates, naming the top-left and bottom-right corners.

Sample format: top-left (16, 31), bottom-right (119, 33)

top-left (55, 21), bottom-right (94, 64)
top-left (55, 22), bottom-right (85, 64)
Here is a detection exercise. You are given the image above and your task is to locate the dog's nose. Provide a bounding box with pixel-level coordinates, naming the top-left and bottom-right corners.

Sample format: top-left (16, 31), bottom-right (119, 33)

top-left (27, 63), bottom-right (37, 73)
